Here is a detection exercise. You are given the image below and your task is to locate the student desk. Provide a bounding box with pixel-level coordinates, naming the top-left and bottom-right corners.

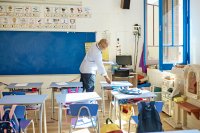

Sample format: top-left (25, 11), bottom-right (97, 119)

top-left (0, 94), bottom-right (48, 133)
top-left (100, 81), bottom-right (132, 116)
top-left (7, 82), bottom-right (43, 94)
top-left (49, 82), bottom-right (83, 119)
top-left (56, 92), bottom-right (102, 133)
top-left (111, 89), bottom-right (156, 128)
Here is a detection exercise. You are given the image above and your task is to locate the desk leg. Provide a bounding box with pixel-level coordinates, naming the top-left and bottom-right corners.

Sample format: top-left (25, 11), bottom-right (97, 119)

top-left (51, 88), bottom-right (55, 119)
top-left (118, 100), bottom-right (121, 129)
top-left (43, 102), bottom-right (47, 133)
top-left (58, 103), bottom-right (62, 133)
top-left (39, 88), bottom-right (42, 95)
top-left (102, 87), bottom-right (105, 117)
top-left (97, 111), bottom-right (100, 133)
top-left (114, 97), bottom-right (117, 120)
top-left (39, 103), bottom-right (44, 133)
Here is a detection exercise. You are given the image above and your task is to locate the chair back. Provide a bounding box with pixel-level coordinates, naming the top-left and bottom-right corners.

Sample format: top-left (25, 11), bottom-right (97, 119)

top-left (69, 104), bottom-right (98, 117)
top-left (14, 106), bottom-right (26, 119)
top-left (3, 105), bottom-right (26, 119)
top-left (61, 87), bottom-right (83, 94)
top-left (2, 92), bottom-right (25, 97)
top-left (138, 101), bottom-right (163, 113)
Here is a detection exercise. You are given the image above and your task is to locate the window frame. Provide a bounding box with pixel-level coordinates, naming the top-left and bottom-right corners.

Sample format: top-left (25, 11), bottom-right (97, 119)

top-left (143, 0), bottom-right (190, 70)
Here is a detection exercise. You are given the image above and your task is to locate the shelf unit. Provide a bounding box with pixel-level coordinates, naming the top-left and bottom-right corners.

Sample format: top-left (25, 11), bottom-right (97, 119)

top-left (162, 78), bottom-right (174, 116)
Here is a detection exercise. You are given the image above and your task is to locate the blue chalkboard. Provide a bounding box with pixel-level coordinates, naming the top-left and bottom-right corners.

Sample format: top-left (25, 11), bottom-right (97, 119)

top-left (0, 31), bottom-right (96, 75)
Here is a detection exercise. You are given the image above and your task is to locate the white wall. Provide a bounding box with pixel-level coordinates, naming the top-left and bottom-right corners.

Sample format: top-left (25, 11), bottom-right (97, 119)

top-left (190, 0), bottom-right (200, 64)
top-left (0, 0), bottom-right (144, 97)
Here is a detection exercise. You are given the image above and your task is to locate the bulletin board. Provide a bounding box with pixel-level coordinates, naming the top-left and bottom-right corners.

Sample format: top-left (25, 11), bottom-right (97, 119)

top-left (0, 31), bottom-right (96, 75)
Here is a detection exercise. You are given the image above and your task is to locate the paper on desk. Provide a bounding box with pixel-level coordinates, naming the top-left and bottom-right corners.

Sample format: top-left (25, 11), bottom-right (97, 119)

top-left (111, 81), bottom-right (132, 86)
top-left (15, 83), bottom-right (28, 86)
top-left (56, 82), bottom-right (68, 85)
top-left (101, 81), bottom-right (132, 86)
top-left (65, 92), bottom-right (100, 102)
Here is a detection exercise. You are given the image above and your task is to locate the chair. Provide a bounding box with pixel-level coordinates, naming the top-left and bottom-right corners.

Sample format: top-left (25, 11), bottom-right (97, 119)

top-left (14, 105), bottom-right (35, 133)
top-left (61, 87), bottom-right (83, 116)
top-left (68, 104), bottom-right (99, 133)
top-left (128, 101), bottom-right (163, 133)
top-left (2, 92), bottom-right (39, 123)
top-left (1, 105), bottom-right (35, 133)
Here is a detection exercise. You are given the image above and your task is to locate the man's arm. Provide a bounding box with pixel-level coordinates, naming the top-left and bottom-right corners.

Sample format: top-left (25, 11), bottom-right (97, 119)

top-left (95, 53), bottom-right (111, 84)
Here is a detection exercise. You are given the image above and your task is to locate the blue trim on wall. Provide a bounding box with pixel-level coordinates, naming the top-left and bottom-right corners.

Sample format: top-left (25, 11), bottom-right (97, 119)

top-left (188, 0), bottom-right (190, 64)
top-left (183, 0), bottom-right (190, 64)
top-left (183, 0), bottom-right (187, 64)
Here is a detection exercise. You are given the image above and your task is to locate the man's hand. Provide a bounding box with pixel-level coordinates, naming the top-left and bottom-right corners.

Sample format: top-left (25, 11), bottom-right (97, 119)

top-left (104, 76), bottom-right (111, 84)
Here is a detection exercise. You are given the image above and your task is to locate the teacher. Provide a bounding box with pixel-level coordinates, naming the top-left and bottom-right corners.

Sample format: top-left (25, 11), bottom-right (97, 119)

top-left (80, 39), bottom-right (111, 92)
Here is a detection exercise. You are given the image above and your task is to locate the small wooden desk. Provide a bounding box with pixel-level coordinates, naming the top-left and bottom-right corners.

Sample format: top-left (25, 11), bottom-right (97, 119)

top-left (178, 102), bottom-right (200, 120)
top-left (0, 95), bottom-right (48, 133)
top-left (56, 92), bottom-right (102, 133)
top-left (49, 82), bottom-right (83, 119)
top-left (178, 102), bottom-right (200, 129)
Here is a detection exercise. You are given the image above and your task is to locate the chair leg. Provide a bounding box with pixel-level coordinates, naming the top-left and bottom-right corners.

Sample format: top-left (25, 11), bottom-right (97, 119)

top-left (34, 111), bottom-right (38, 124)
top-left (69, 125), bottom-right (72, 133)
top-left (128, 117), bottom-right (131, 133)
top-left (64, 109), bottom-right (67, 118)
top-left (25, 111), bottom-right (28, 119)
top-left (109, 101), bottom-right (112, 118)
top-left (31, 120), bottom-right (35, 133)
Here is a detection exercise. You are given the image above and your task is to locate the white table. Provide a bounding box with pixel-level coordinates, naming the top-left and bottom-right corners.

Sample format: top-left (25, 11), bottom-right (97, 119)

top-left (7, 82), bottom-right (43, 94)
top-left (111, 89), bottom-right (156, 128)
top-left (0, 94), bottom-right (48, 133)
top-left (56, 92), bottom-right (102, 133)
top-left (100, 81), bottom-right (132, 116)
top-left (49, 82), bottom-right (83, 119)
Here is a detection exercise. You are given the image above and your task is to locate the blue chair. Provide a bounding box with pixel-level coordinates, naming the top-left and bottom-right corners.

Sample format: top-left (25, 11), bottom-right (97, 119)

top-left (2, 91), bottom-right (25, 96)
top-left (14, 105), bottom-right (35, 133)
top-left (1, 105), bottom-right (35, 133)
top-left (128, 101), bottom-right (163, 133)
top-left (2, 92), bottom-right (39, 123)
top-left (69, 104), bottom-right (99, 133)
top-left (61, 87), bottom-right (83, 116)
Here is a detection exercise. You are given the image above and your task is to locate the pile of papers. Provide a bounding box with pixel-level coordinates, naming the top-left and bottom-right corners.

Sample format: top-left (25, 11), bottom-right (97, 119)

top-left (15, 83), bottom-right (28, 86)
top-left (56, 82), bottom-right (68, 86)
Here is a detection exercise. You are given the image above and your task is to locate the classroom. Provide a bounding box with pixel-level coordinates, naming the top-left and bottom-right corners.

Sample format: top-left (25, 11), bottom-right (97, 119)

top-left (0, 0), bottom-right (200, 133)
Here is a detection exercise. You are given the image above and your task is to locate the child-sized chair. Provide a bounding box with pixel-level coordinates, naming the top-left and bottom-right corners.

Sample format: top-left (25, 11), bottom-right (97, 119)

top-left (0, 105), bottom-right (35, 133)
top-left (14, 105), bottom-right (35, 133)
top-left (2, 92), bottom-right (39, 123)
top-left (68, 104), bottom-right (99, 133)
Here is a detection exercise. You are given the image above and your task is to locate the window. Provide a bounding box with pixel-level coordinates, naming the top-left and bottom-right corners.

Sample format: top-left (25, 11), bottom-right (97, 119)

top-left (144, 0), bottom-right (190, 70)
top-left (145, 0), bottom-right (159, 65)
